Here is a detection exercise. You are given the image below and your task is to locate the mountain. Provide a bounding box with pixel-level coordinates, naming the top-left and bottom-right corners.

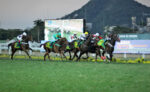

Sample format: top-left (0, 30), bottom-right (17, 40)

top-left (62, 0), bottom-right (150, 33)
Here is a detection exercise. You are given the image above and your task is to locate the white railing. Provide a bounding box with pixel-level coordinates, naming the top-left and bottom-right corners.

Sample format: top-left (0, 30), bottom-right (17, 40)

top-left (0, 42), bottom-right (41, 54)
top-left (0, 43), bottom-right (8, 54)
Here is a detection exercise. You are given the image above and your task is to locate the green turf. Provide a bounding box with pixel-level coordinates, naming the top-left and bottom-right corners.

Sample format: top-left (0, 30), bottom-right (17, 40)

top-left (0, 59), bottom-right (150, 92)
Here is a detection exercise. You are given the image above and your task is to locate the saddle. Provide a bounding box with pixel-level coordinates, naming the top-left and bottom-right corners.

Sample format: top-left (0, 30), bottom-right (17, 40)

top-left (73, 40), bottom-right (84, 48)
top-left (14, 42), bottom-right (21, 48)
top-left (46, 41), bottom-right (61, 48)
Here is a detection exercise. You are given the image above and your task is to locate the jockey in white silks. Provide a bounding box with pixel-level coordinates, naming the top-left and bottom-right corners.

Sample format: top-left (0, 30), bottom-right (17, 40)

top-left (80, 32), bottom-right (89, 41)
top-left (17, 32), bottom-right (27, 42)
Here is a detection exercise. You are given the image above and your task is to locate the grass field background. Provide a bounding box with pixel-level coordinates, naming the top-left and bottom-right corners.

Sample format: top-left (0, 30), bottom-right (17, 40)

top-left (0, 59), bottom-right (150, 92)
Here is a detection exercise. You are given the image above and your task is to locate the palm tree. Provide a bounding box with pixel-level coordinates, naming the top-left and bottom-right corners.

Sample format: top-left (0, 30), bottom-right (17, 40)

top-left (33, 19), bottom-right (44, 42)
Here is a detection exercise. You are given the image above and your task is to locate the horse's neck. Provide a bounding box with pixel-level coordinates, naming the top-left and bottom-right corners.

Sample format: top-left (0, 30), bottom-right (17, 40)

top-left (84, 38), bottom-right (91, 45)
top-left (110, 39), bottom-right (116, 46)
top-left (57, 40), bottom-right (63, 45)
top-left (22, 36), bottom-right (31, 43)
top-left (22, 40), bottom-right (28, 43)
top-left (58, 39), bottom-right (67, 45)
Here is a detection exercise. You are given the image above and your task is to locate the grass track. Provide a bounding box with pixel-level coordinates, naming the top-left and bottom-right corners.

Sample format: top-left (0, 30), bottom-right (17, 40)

top-left (0, 59), bottom-right (150, 92)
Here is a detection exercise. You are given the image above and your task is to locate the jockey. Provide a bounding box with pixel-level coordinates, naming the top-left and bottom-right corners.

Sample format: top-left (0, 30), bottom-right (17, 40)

top-left (53, 32), bottom-right (61, 42)
top-left (80, 31), bottom-right (89, 41)
top-left (17, 32), bottom-right (27, 42)
top-left (15, 32), bottom-right (27, 48)
top-left (97, 33), bottom-right (105, 49)
top-left (70, 33), bottom-right (78, 42)
top-left (95, 33), bottom-right (106, 60)
top-left (91, 34), bottom-right (96, 43)
top-left (95, 33), bottom-right (103, 41)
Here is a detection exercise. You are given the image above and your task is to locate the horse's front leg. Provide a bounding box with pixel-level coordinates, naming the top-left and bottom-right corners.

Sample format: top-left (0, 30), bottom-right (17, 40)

top-left (44, 52), bottom-right (49, 61)
top-left (71, 50), bottom-right (78, 60)
top-left (76, 51), bottom-right (84, 61)
top-left (59, 51), bottom-right (63, 61)
top-left (29, 47), bottom-right (33, 52)
top-left (11, 49), bottom-right (17, 60)
top-left (69, 51), bottom-right (72, 60)
top-left (62, 51), bottom-right (67, 60)
top-left (96, 48), bottom-right (101, 61)
top-left (22, 48), bottom-right (31, 59)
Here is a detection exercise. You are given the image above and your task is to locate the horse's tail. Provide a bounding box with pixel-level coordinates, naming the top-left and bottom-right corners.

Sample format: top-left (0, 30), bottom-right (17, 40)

top-left (8, 43), bottom-right (12, 49)
top-left (40, 44), bottom-right (44, 47)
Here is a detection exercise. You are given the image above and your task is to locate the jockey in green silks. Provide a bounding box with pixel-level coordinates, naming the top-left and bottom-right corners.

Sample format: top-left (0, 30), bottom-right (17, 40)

top-left (97, 37), bottom-right (105, 49)
top-left (53, 32), bottom-right (61, 41)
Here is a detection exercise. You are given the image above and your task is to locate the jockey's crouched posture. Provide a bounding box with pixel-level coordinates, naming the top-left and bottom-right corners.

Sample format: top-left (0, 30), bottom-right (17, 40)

top-left (70, 33), bottom-right (78, 42)
top-left (53, 32), bottom-right (61, 42)
top-left (96, 33), bottom-right (105, 49)
top-left (50, 32), bottom-right (61, 48)
top-left (77, 31), bottom-right (89, 47)
top-left (80, 32), bottom-right (89, 41)
top-left (94, 33), bottom-right (106, 60)
top-left (17, 32), bottom-right (27, 42)
top-left (16, 32), bottom-right (27, 48)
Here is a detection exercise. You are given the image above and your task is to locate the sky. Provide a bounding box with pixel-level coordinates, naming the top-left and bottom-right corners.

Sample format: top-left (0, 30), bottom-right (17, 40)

top-left (0, 0), bottom-right (150, 29)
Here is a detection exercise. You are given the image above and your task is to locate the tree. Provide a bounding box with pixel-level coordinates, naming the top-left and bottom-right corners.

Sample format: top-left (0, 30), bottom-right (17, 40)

top-left (113, 26), bottom-right (137, 33)
top-left (31, 19), bottom-right (44, 42)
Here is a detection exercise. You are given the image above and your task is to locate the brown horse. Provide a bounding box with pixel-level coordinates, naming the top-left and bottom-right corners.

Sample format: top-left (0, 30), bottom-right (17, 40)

top-left (64, 40), bottom-right (80, 60)
top-left (65, 35), bottom-right (101, 61)
top-left (76, 35), bottom-right (94, 61)
top-left (8, 35), bottom-right (33, 60)
top-left (77, 35), bottom-right (104, 61)
top-left (103, 33), bottom-right (120, 61)
top-left (40, 37), bottom-right (68, 61)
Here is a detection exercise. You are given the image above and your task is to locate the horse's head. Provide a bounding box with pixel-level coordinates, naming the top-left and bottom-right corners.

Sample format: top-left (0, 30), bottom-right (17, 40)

top-left (59, 37), bottom-right (68, 45)
top-left (22, 35), bottom-right (33, 43)
top-left (87, 34), bottom-right (93, 41)
top-left (110, 34), bottom-right (120, 42)
top-left (84, 34), bottom-right (92, 45)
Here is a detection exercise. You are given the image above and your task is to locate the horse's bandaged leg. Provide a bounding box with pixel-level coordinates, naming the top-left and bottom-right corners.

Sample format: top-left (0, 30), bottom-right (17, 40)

top-left (107, 43), bottom-right (113, 48)
top-left (106, 52), bottom-right (110, 59)
top-left (100, 49), bottom-right (103, 56)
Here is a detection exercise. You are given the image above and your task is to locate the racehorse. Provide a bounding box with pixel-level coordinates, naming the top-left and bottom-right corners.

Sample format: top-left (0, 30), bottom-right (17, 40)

top-left (8, 35), bottom-right (33, 60)
top-left (103, 33), bottom-right (120, 61)
top-left (66, 35), bottom-right (102, 61)
top-left (78, 36), bottom-right (105, 61)
top-left (65, 40), bottom-right (79, 60)
top-left (76, 35), bottom-right (93, 61)
top-left (40, 37), bottom-right (68, 61)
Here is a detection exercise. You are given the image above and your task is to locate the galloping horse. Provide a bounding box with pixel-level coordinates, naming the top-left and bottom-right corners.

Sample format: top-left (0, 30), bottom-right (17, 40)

top-left (40, 37), bottom-right (68, 61)
top-left (8, 35), bottom-right (33, 60)
top-left (66, 35), bottom-right (102, 61)
top-left (103, 33), bottom-right (120, 61)
top-left (64, 39), bottom-right (81, 60)
top-left (77, 35), bottom-right (105, 61)
top-left (76, 35), bottom-right (93, 61)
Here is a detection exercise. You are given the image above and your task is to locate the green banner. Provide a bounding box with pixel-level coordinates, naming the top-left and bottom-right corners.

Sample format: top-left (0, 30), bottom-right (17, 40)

top-left (119, 33), bottom-right (150, 40)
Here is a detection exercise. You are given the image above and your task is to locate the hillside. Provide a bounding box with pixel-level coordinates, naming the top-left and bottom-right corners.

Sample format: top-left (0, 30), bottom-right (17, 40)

top-left (62, 0), bottom-right (150, 33)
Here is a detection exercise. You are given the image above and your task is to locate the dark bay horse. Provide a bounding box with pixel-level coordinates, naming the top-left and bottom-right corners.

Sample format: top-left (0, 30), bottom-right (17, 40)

top-left (76, 35), bottom-right (94, 61)
top-left (40, 37), bottom-right (68, 61)
top-left (8, 35), bottom-right (33, 60)
top-left (103, 34), bottom-right (120, 61)
top-left (79, 37), bottom-right (105, 61)
top-left (66, 35), bottom-right (102, 61)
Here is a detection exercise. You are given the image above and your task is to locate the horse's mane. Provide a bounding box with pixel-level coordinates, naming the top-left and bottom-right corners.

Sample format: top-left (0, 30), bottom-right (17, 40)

top-left (22, 35), bottom-right (32, 43)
